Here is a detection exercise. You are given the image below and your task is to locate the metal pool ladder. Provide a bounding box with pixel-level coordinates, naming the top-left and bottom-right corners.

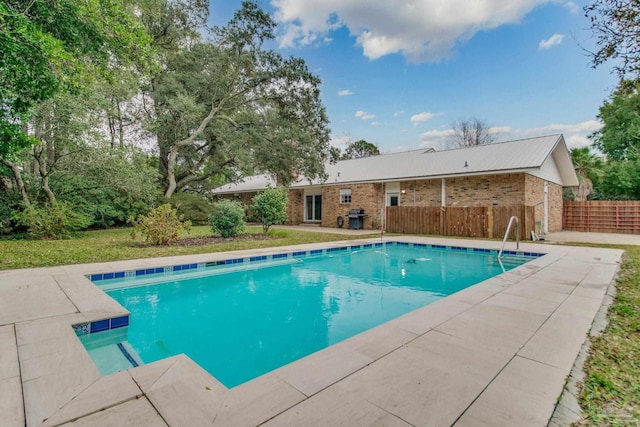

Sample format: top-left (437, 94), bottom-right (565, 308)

top-left (498, 216), bottom-right (520, 259)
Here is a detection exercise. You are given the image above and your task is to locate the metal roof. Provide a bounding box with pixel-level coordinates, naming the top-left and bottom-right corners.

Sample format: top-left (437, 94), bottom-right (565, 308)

top-left (212, 174), bottom-right (276, 194)
top-left (212, 134), bottom-right (578, 193)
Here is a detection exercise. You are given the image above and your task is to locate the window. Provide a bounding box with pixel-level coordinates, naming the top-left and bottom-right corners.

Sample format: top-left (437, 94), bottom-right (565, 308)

top-left (386, 192), bottom-right (399, 206)
top-left (340, 189), bottom-right (352, 204)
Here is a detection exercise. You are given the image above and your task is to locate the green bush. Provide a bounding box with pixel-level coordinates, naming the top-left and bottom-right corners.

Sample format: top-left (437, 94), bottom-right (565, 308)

top-left (171, 192), bottom-right (212, 225)
top-left (209, 200), bottom-right (245, 238)
top-left (12, 201), bottom-right (92, 239)
top-left (129, 203), bottom-right (191, 245)
top-left (251, 186), bottom-right (288, 233)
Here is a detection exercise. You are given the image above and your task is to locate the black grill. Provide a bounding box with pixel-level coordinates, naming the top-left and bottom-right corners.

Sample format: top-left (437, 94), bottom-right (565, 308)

top-left (347, 208), bottom-right (366, 230)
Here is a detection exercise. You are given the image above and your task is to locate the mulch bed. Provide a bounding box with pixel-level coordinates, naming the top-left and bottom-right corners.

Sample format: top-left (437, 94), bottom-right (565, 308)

top-left (133, 233), bottom-right (277, 248)
top-left (177, 233), bottom-right (276, 246)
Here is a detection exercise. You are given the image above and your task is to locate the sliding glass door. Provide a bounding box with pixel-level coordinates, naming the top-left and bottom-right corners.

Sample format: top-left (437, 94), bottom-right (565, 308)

top-left (305, 194), bottom-right (322, 221)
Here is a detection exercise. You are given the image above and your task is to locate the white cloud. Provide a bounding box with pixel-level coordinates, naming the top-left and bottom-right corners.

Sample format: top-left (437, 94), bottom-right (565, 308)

top-left (418, 128), bottom-right (457, 148)
top-left (410, 111), bottom-right (441, 125)
top-left (371, 121), bottom-right (381, 126)
top-left (564, 1), bottom-right (579, 14)
top-left (338, 89), bottom-right (353, 96)
top-left (418, 120), bottom-right (602, 149)
top-left (504, 120), bottom-right (602, 148)
top-left (330, 135), bottom-right (354, 149)
top-left (488, 126), bottom-right (512, 135)
top-left (272, 0), bottom-right (556, 62)
top-left (355, 110), bottom-right (375, 120)
top-left (394, 111), bottom-right (405, 117)
top-left (539, 33), bottom-right (564, 50)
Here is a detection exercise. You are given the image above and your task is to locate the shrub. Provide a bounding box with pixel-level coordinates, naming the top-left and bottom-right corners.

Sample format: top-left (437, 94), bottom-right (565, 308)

top-left (251, 186), bottom-right (288, 233)
top-left (12, 201), bottom-right (92, 239)
top-left (129, 203), bottom-right (191, 245)
top-left (171, 192), bottom-right (212, 225)
top-left (209, 200), bottom-right (245, 238)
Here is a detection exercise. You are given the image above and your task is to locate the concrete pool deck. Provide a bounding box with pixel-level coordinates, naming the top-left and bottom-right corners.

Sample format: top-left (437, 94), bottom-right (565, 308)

top-left (0, 236), bottom-right (622, 426)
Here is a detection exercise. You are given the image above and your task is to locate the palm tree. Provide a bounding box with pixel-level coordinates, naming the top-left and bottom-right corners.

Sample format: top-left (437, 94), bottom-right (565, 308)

top-left (570, 147), bottom-right (604, 200)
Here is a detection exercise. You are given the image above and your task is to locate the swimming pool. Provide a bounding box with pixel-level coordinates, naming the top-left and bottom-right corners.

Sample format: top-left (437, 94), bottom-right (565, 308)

top-left (79, 242), bottom-right (540, 388)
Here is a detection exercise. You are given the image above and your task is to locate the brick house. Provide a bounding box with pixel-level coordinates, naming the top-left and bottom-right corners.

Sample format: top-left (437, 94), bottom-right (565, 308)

top-left (212, 134), bottom-right (578, 233)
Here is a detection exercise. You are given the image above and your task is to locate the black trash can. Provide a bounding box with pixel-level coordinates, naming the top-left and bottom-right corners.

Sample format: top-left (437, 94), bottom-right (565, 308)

top-left (347, 208), bottom-right (366, 230)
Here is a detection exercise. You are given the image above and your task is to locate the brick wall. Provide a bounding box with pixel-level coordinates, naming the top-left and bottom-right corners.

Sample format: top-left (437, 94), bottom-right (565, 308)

top-left (287, 189), bottom-right (304, 225)
top-left (524, 175), bottom-right (563, 232)
top-left (444, 174), bottom-right (526, 206)
top-left (216, 172), bottom-right (564, 232)
top-left (399, 180), bottom-right (441, 206)
top-left (394, 174), bottom-right (563, 232)
top-left (321, 183), bottom-right (384, 229)
top-left (398, 174), bottom-right (528, 207)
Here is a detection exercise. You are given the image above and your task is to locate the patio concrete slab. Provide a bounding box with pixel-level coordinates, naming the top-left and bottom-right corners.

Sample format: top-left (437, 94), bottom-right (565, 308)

top-left (580, 262), bottom-right (620, 285)
top-left (545, 230), bottom-right (640, 246)
top-left (483, 292), bottom-right (559, 316)
top-left (433, 303), bottom-right (548, 354)
top-left (519, 296), bottom-right (604, 372)
top-left (128, 357), bottom-right (177, 392)
top-left (388, 297), bottom-right (472, 336)
top-left (337, 330), bottom-right (514, 426)
top-left (262, 383), bottom-right (412, 427)
top-left (53, 273), bottom-right (128, 315)
top-left (273, 339), bottom-right (374, 396)
top-left (14, 313), bottom-right (86, 347)
top-left (41, 371), bottom-right (142, 427)
top-left (22, 362), bottom-right (101, 426)
top-left (17, 314), bottom-right (101, 426)
top-left (455, 356), bottom-right (567, 427)
top-left (0, 236), bottom-right (624, 426)
top-left (214, 374), bottom-right (306, 426)
top-left (138, 355), bottom-right (226, 427)
top-left (0, 325), bottom-right (19, 381)
top-left (0, 274), bottom-right (77, 325)
top-left (58, 397), bottom-right (167, 427)
top-left (503, 278), bottom-right (572, 304)
top-left (0, 377), bottom-right (24, 427)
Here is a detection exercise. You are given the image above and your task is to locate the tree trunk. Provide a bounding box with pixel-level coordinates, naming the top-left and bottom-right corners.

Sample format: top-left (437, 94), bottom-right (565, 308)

top-left (162, 102), bottom-right (225, 198)
top-left (164, 145), bottom-right (179, 198)
top-left (33, 144), bottom-right (56, 203)
top-left (0, 159), bottom-right (31, 207)
top-left (108, 116), bottom-right (116, 149)
top-left (117, 101), bottom-right (124, 148)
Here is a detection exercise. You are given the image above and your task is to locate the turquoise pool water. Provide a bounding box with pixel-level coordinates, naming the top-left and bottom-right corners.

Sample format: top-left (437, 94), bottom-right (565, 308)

top-left (83, 243), bottom-right (535, 387)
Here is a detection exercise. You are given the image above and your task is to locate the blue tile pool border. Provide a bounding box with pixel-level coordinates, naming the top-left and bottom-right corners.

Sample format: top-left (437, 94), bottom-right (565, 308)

top-left (87, 241), bottom-right (545, 283)
top-left (73, 315), bottom-right (130, 336)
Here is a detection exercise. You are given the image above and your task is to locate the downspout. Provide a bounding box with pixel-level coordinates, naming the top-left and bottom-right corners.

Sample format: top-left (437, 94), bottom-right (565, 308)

top-left (441, 179), bottom-right (446, 207)
top-left (544, 181), bottom-right (549, 234)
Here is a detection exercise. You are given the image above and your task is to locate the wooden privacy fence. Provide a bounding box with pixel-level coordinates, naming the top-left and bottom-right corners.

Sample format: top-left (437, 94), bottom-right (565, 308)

top-left (385, 205), bottom-right (535, 239)
top-left (563, 201), bottom-right (640, 234)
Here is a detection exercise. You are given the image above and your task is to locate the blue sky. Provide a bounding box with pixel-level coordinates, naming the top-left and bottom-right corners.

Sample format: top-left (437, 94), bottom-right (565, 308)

top-left (209, 0), bottom-right (617, 153)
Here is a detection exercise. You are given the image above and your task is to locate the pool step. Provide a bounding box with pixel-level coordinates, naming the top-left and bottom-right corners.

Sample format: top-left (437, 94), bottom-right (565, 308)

top-left (79, 328), bottom-right (144, 375)
top-left (494, 256), bottom-right (528, 268)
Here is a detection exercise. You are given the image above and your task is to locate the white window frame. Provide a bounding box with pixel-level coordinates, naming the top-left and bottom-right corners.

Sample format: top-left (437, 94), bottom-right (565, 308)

top-left (340, 188), bottom-right (352, 204)
top-left (387, 192), bottom-right (400, 206)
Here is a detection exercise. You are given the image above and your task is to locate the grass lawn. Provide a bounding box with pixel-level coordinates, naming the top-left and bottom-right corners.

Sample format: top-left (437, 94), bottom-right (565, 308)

top-left (0, 225), bottom-right (377, 270)
top-left (578, 245), bottom-right (640, 425)
top-left (0, 228), bottom-right (637, 424)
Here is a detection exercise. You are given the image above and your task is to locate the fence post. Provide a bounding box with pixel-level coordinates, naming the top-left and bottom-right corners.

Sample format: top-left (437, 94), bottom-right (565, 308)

top-left (486, 206), bottom-right (493, 238)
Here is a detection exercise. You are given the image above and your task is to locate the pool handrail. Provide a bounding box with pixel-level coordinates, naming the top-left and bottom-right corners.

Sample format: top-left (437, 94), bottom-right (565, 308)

top-left (498, 216), bottom-right (520, 259)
